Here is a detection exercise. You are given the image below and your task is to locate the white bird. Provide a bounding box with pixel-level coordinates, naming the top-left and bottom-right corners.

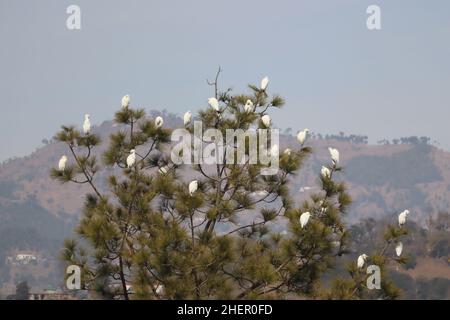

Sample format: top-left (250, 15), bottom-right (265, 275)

top-left (183, 111), bottom-right (192, 126)
top-left (328, 147), bottom-right (339, 165)
top-left (155, 116), bottom-right (164, 128)
top-left (244, 100), bottom-right (254, 113)
top-left (261, 115), bottom-right (271, 128)
top-left (208, 97), bottom-right (220, 111)
top-left (58, 155), bottom-right (68, 171)
top-left (398, 210), bottom-right (409, 226)
top-left (283, 148), bottom-right (292, 156)
top-left (299, 212), bottom-right (311, 228)
top-left (297, 129), bottom-right (309, 145)
top-left (189, 180), bottom-right (198, 196)
top-left (252, 190), bottom-right (268, 198)
top-left (127, 149), bottom-right (136, 168)
top-left (270, 144), bottom-right (279, 158)
top-left (395, 242), bottom-right (403, 257)
top-left (299, 186), bottom-right (313, 193)
top-left (321, 166), bottom-right (331, 179)
top-left (83, 114), bottom-right (91, 135)
top-left (155, 284), bottom-right (164, 295)
top-left (357, 254), bottom-right (368, 269)
top-left (159, 166), bottom-right (168, 174)
top-left (121, 95), bottom-right (130, 109)
top-left (260, 76), bottom-right (269, 91)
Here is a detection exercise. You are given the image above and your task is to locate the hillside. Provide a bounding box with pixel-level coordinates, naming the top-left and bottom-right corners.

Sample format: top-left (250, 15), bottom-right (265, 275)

top-left (1, 113), bottom-right (449, 223)
top-left (0, 111), bottom-right (449, 295)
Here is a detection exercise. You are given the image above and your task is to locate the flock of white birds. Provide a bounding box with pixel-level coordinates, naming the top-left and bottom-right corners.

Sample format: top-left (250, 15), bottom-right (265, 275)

top-left (57, 77), bottom-right (410, 268)
top-left (357, 210), bottom-right (409, 268)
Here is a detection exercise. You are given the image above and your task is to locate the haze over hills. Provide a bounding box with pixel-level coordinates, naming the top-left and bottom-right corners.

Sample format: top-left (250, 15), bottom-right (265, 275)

top-left (1, 111), bottom-right (448, 224)
top-left (0, 111), bottom-right (449, 295)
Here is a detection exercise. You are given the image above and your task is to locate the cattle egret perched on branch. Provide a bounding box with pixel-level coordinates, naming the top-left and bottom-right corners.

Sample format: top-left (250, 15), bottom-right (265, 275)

top-left (155, 116), bottom-right (164, 128)
top-left (183, 111), bottom-right (192, 126)
top-left (300, 212), bottom-right (311, 228)
top-left (155, 285), bottom-right (164, 295)
top-left (395, 242), bottom-right (403, 257)
top-left (159, 166), bottom-right (168, 174)
top-left (83, 114), bottom-right (91, 135)
top-left (283, 148), bottom-right (291, 156)
top-left (328, 147), bottom-right (339, 165)
top-left (357, 254), bottom-right (368, 269)
top-left (260, 76), bottom-right (269, 91)
top-left (270, 144), bottom-right (279, 158)
top-left (321, 166), bottom-right (331, 179)
top-left (189, 180), bottom-right (198, 196)
top-left (244, 100), bottom-right (254, 113)
top-left (297, 129), bottom-right (309, 145)
top-left (121, 95), bottom-right (130, 109)
top-left (398, 210), bottom-right (409, 226)
top-left (208, 97), bottom-right (219, 111)
top-left (58, 155), bottom-right (68, 171)
top-left (252, 190), bottom-right (268, 198)
top-left (261, 115), bottom-right (271, 128)
top-left (127, 149), bottom-right (136, 168)
top-left (299, 186), bottom-right (314, 193)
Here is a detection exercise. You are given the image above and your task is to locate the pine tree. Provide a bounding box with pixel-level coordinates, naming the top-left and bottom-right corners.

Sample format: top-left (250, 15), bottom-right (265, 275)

top-left (51, 70), bottom-right (409, 299)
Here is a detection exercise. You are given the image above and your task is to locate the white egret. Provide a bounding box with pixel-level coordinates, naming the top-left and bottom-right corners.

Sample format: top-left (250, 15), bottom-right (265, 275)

top-left (155, 285), bottom-right (164, 295)
top-left (300, 212), bottom-right (311, 229)
top-left (321, 166), bottom-right (331, 179)
top-left (297, 129), bottom-right (309, 145)
top-left (357, 254), bottom-right (368, 269)
top-left (395, 242), bottom-right (403, 257)
top-left (244, 100), bottom-right (254, 113)
top-left (208, 97), bottom-right (220, 111)
top-left (261, 115), bottom-right (271, 128)
top-left (253, 190), bottom-right (268, 198)
top-left (189, 180), bottom-right (198, 196)
top-left (398, 210), bottom-right (409, 226)
top-left (83, 114), bottom-right (91, 135)
top-left (159, 166), bottom-right (168, 174)
top-left (58, 155), bottom-right (68, 171)
top-left (283, 148), bottom-right (292, 156)
top-left (260, 76), bottom-right (269, 91)
top-left (299, 186), bottom-right (313, 193)
top-left (328, 147), bottom-right (339, 165)
top-left (155, 116), bottom-right (164, 128)
top-left (127, 149), bottom-right (136, 168)
top-left (121, 95), bottom-right (130, 109)
top-left (183, 111), bottom-right (192, 126)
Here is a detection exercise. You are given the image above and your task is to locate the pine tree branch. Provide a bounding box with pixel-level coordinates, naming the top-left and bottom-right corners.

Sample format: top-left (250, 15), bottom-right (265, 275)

top-left (68, 144), bottom-right (103, 198)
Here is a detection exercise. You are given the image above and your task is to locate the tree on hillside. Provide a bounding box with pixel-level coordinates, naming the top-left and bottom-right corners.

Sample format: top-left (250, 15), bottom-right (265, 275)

top-left (51, 71), bottom-right (409, 299)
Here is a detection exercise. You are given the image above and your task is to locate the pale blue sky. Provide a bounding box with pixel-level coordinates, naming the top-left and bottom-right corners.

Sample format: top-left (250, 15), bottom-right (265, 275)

top-left (1, 0), bottom-right (449, 161)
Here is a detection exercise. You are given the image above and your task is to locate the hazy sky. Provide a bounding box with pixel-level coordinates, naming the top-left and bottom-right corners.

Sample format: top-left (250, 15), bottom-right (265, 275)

top-left (1, 0), bottom-right (449, 161)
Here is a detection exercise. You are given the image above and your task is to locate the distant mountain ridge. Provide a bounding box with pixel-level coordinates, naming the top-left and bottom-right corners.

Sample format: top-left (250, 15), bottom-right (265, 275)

top-left (1, 111), bottom-right (449, 224)
top-left (1, 111), bottom-right (449, 293)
